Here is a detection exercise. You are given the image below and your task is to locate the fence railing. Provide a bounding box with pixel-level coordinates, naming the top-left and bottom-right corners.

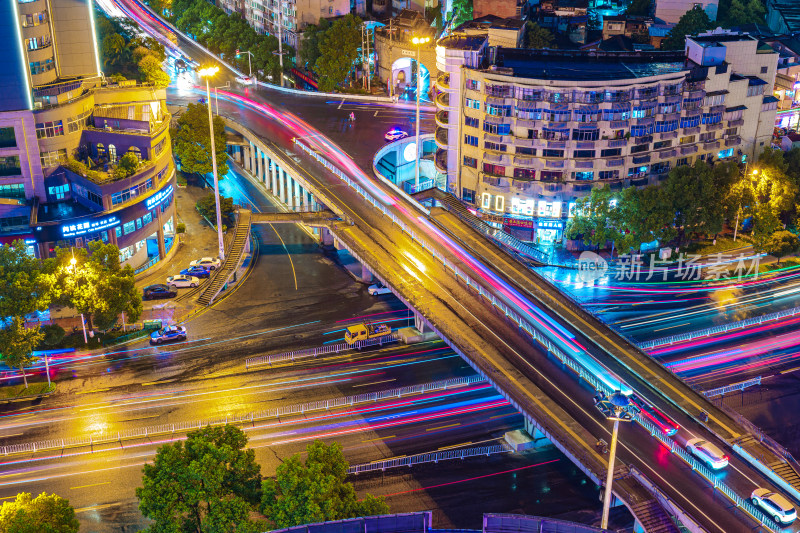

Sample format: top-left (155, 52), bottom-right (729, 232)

top-left (703, 376), bottom-right (762, 398)
top-left (134, 256), bottom-right (159, 274)
top-left (245, 334), bottom-right (399, 369)
top-left (348, 443), bottom-right (511, 474)
top-left (0, 375), bottom-right (485, 457)
top-left (640, 304), bottom-right (800, 350)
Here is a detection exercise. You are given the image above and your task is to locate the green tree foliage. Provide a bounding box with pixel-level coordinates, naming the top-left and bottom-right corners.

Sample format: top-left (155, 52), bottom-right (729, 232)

top-left (448, 0), bottom-right (473, 29)
top-left (137, 425), bottom-right (263, 533)
top-left (524, 22), bottom-right (555, 49)
top-left (196, 193), bottom-right (235, 222)
top-left (101, 33), bottom-right (128, 69)
top-left (315, 15), bottom-right (363, 92)
top-left (426, 4), bottom-right (443, 34)
top-left (763, 230), bottom-right (800, 265)
top-left (0, 492), bottom-right (79, 533)
top-left (717, 0), bottom-right (766, 28)
top-left (626, 0), bottom-right (652, 16)
top-left (138, 54), bottom-right (171, 88)
top-left (751, 203), bottom-right (782, 252)
top-left (113, 152), bottom-right (141, 180)
top-left (96, 8), bottom-right (171, 85)
top-left (299, 19), bottom-right (332, 70)
top-left (40, 324), bottom-right (65, 347)
top-left (660, 160), bottom-right (729, 243)
top-left (171, 103), bottom-right (229, 179)
top-left (0, 318), bottom-right (43, 389)
top-left (261, 440), bottom-right (389, 528)
top-left (146, 0), bottom-right (172, 17)
top-left (48, 242), bottom-right (142, 332)
top-left (661, 6), bottom-right (713, 50)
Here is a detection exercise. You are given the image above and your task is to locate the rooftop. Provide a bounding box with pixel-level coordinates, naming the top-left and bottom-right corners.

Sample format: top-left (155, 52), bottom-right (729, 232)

top-left (438, 34), bottom-right (487, 51)
top-left (769, 0), bottom-right (800, 33)
top-left (691, 30), bottom-right (757, 45)
top-left (489, 48), bottom-right (687, 81)
top-left (37, 200), bottom-right (97, 224)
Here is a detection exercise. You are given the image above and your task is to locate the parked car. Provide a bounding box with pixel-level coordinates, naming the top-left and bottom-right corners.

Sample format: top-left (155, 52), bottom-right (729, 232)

top-left (180, 265), bottom-right (211, 278)
top-left (189, 257), bottom-right (221, 270)
top-left (143, 284), bottom-right (177, 300)
top-left (751, 488), bottom-right (797, 524)
top-left (166, 274), bottom-right (200, 288)
top-left (628, 394), bottom-right (679, 436)
top-left (237, 76), bottom-right (254, 85)
top-left (368, 283), bottom-right (392, 295)
top-left (686, 438), bottom-right (729, 469)
top-left (384, 128), bottom-right (409, 142)
top-left (150, 325), bottom-right (187, 345)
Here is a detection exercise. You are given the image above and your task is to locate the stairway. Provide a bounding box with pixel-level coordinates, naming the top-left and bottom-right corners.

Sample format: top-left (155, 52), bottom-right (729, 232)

top-left (197, 209), bottom-right (252, 306)
top-left (629, 499), bottom-right (680, 533)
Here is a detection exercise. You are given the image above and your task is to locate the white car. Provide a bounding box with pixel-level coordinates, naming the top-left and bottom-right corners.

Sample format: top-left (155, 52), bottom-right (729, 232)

top-left (368, 283), bottom-right (392, 295)
top-left (686, 438), bottom-right (728, 469)
top-left (237, 76), bottom-right (254, 86)
top-left (189, 257), bottom-right (221, 270)
top-left (752, 488), bottom-right (797, 524)
top-left (166, 274), bottom-right (200, 288)
top-left (384, 128), bottom-right (409, 142)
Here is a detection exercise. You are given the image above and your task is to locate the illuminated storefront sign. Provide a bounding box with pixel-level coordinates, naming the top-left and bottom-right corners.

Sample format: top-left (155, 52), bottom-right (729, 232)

top-left (62, 216), bottom-right (119, 238)
top-left (538, 219), bottom-right (564, 230)
top-left (146, 184), bottom-right (174, 210)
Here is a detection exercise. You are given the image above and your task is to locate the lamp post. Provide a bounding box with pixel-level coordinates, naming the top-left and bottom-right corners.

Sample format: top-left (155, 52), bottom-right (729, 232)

top-left (733, 168), bottom-right (759, 242)
top-left (594, 390), bottom-right (634, 530)
top-left (411, 36), bottom-right (430, 190)
top-left (235, 49), bottom-right (254, 78)
top-left (214, 81), bottom-right (230, 116)
top-left (68, 251), bottom-right (88, 345)
top-left (198, 65), bottom-right (226, 261)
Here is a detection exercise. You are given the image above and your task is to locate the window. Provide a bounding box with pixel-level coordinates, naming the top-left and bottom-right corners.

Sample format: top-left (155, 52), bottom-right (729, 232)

top-left (760, 66), bottom-right (768, 74)
top-left (655, 119), bottom-right (679, 132)
top-left (599, 170), bottom-right (619, 180)
top-left (128, 147), bottom-right (142, 161)
top-left (724, 127), bottom-right (738, 137)
top-left (632, 105), bottom-right (655, 118)
top-left (115, 226), bottom-right (122, 238)
top-left (658, 102), bottom-right (681, 114)
top-left (631, 143), bottom-right (649, 154)
top-left (699, 132), bottom-right (717, 142)
top-left (542, 129), bottom-right (568, 141)
top-left (108, 144), bottom-right (117, 163)
top-left (465, 116), bottom-right (479, 128)
top-left (746, 84), bottom-right (765, 97)
top-left (486, 104), bottom-right (512, 117)
top-left (602, 108), bottom-right (630, 121)
top-left (495, 195), bottom-right (504, 211)
top-left (111, 178), bottom-right (154, 206)
top-left (484, 141), bottom-right (507, 152)
top-left (683, 96), bottom-right (703, 110)
top-left (482, 163), bottom-right (505, 176)
top-left (67, 109), bottom-right (92, 134)
top-left (572, 171), bottom-right (594, 181)
top-left (513, 168), bottom-right (535, 180)
top-left (572, 129), bottom-right (599, 141)
top-left (481, 193), bottom-right (491, 209)
top-left (651, 162), bottom-right (670, 174)
top-left (0, 183), bottom-right (25, 199)
top-left (701, 112), bottom-right (722, 125)
top-left (40, 149), bottom-right (66, 167)
top-left (47, 184), bottom-right (68, 200)
top-left (680, 115), bottom-right (700, 128)
top-left (483, 123), bottom-right (511, 135)
top-left (631, 124), bottom-right (653, 137)
top-left (628, 166), bottom-right (648, 178)
top-left (462, 188), bottom-right (475, 203)
top-left (573, 149), bottom-right (595, 158)
top-left (679, 135), bottom-right (696, 144)
top-left (136, 218), bottom-right (143, 230)
top-left (465, 98), bottom-right (481, 110)
top-left (540, 171), bottom-right (562, 181)
top-left (0, 128), bottom-right (16, 149)
top-left (21, 11), bottom-right (47, 27)
top-left (463, 156), bottom-right (477, 168)
top-left (71, 183), bottom-right (102, 207)
top-left (601, 148), bottom-right (622, 157)
top-left (485, 84), bottom-right (511, 98)
top-left (547, 109), bottom-right (571, 122)
top-left (677, 157), bottom-right (689, 167)
top-left (35, 120), bottom-right (64, 139)
top-left (516, 87), bottom-right (543, 101)
top-left (0, 156), bottom-right (22, 176)
top-left (542, 149), bottom-right (564, 158)
top-left (154, 137), bottom-right (166, 156)
top-left (574, 109), bottom-right (599, 123)
top-left (516, 147), bottom-right (536, 156)
top-left (653, 140), bottom-right (672, 150)
top-left (123, 221), bottom-right (136, 235)
top-left (718, 148), bottom-right (734, 159)
top-left (29, 58), bottom-right (54, 75)
top-left (25, 35), bottom-right (51, 50)
top-left (465, 135), bottom-right (479, 147)
top-left (465, 79), bottom-right (480, 91)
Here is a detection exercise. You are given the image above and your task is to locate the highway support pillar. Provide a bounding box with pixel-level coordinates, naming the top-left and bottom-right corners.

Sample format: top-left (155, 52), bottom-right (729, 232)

top-left (414, 313), bottom-right (432, 333)
top-left (294, 180), bottom-right (303, 209)
top-left (523, 419), bottom-right (552, 449)
top-left (360, 264), bottom-right (373, 283)
top-left (270, 162), bottom-right (277, 193)
top-left (320, 228), bottom-right (335, 247)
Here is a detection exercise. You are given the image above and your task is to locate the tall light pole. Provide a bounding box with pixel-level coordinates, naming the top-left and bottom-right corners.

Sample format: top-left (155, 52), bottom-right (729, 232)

top-left (235, 49), bottom-right (254, 78)
top-left (411, 36), bottom-right (430, 190)
top-left (68, 250), bottom-right (88, 345)
top-left (198, 66), bottom-right (226, 261)
top-left (214, 81), bottom-right (230, 116)
top-left (733, 168), bottom-right (759, 242)
top-left (274, 2), bottom-right (284, 87)
top-left (594, 390), bottom-right (633, 530)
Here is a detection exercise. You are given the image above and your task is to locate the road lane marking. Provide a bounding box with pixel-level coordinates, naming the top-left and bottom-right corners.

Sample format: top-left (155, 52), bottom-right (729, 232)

top-left (653, 322), bottom-right (690, 332)
top-left (374, 110), bottom-right (379, 117)
top-left (363, 435), bottom-right (394, 442)
top-left (76, 388), bottom-right (110, 395)
top-left (141, 379), bottom-right (176, 386)
top-left (75, 503), bottom-right (119, 513)
top-left (352, 379), bottom-right (396, 387)
top-left (426, 423), bottom-right (459, 431)
top-left (70, 481), bottom-right (110, 490)
top-left (337, 100), bottom-right (344, 109)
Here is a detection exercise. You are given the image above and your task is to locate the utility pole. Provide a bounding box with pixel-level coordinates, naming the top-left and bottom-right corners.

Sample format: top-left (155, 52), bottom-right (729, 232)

top-left (275, 0), bottom-right (284, 86)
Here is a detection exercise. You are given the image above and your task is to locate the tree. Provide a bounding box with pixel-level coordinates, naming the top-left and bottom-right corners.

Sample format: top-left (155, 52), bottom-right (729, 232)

top-left (172, 103), bottom-right (229, 179)
top-left (101, 33), bottom-right (128, 69)
top-left (147, 0), bottom-right (172, 17)
top-left (0, 318), bottom-right (43, 389)
top-left (138, 54), bottom-right (171, 88)
top-left (660, 160), bottom-right (725, 243)
top-left (566, 186), bottom-right (625, 253)
top-left (626, 0), bottom-right (652, 16)
top-left (49, 241), bottom-right (142, 332)
top-left (261, 441), bottom-right (389, 528)
top-left (763, 230), bottom-right (800, 265)
top-left (523, 22), bottom-right (555, 49)
top-left (137, 424), bottom-right (263, 533)
top-left (661, 6), bottom-right (713, 50)
top-left (299, 19), bottom-right (332, 71)
top-left (40, 324), bottom-right (65, 347)
top-left (751, 203), bottom-right (782, 252)
top-left (196, 193), bottom-right (234, 223)
top-left (113, 152), bottom-right (141, 180)
top-left (718, 0), bottom-right (766, 28)
top-left (315, 15), bottom-right (362, 92)
top-left (0, 492), bottom-right (79, 533)
top-left (448, 0), bottom-right (473, 29)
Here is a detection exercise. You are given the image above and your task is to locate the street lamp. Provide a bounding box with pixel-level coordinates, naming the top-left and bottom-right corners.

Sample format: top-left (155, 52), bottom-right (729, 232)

top-left (198, 65), bottom-right (226, 262)
top-left (214, 81), bottom-right (230, 116)
top-left (594, 390), bottom-right (634, 530)
top-left (411, 35), bottom-right (430, 190)
top-left (733, 168), bottom-right (759, 242)
top-left (68, 251), bottom-right (88, 345)
top-left (235, 49), bottom-right (254, 78)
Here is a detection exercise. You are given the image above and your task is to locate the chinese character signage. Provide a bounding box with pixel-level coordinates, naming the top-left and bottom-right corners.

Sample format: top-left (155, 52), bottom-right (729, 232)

top-left (61, 216), bottom-right (120, 238)
top-left (146, 185), bottom-right (174, 210)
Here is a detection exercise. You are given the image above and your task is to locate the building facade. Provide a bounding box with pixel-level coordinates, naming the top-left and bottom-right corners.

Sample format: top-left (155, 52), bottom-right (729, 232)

top-left (434, 29), bottom-right (777, 244)
top-left (236, 0), bottom-right (349, 52)
top-left (655, 0), bottom-right (718, 24)
top-left (2, 0), bottom-right (177, 270)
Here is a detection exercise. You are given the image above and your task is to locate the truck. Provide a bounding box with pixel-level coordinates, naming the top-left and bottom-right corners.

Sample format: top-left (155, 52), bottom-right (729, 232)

top-left (344, 322), bottom-right (393, 346)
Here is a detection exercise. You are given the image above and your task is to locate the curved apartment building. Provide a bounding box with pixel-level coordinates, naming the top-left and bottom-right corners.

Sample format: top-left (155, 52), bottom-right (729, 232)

top-left (434, 30), bottom-right (778, 243)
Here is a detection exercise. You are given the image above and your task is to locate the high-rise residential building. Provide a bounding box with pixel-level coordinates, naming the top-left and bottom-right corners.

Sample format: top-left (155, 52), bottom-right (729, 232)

top-left (434, 28), bottom-right (777, 244)
top-left (1, 0), bottom-right (177, 270)
top-left (237, 0), bottom-right (349, 52)
top-left (654, 0), bottom-right (718, 23)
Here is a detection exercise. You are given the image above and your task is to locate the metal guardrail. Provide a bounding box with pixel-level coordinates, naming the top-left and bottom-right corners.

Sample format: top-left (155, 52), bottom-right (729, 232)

top-left (640, 304), bottom-right (800, 350)
top-left (348, 443), bottom-right (511, 474)
top-left (134, 256), bottom-right (159, 274)
top-left (245, 333), bottom-right (399, 369)
top-left (0, 375), bottom-right (484, 457)
top-left (703, 377), bottom-right (762, 398)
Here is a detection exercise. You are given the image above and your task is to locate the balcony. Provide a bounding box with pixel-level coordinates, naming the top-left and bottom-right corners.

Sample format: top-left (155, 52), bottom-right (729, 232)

top-left (484, 152), bottom-right (510, 164)
top-left (687, 89), bottom-right (706, 99)
top-left (513, 155), bottom-right (537, 166)
top-left (513, 180), bottom-right (535, 192)
top-left (725, 136), bottom-right (742, 147)
top-left (658, 149), bottom-right (677, 159)
top-left (727, 118), bottom-right (744, 127)
top-left (435, 73), bottom-right (450, 91)
top-left (514, 137), bottom-right (538, 148)
top-left (435, 127), bottom-right (448, 148)
top-left (435, 92), bottom-right (449, 108)
top-left (610, 120), bottom-right (630, 129)
top-left (636, 117), bottom-right (655, 126)
top-left (545, 159), bottom-right (565, 168)
top-left (683, 126), bottom-right (701, 135)
top-left (435, 110), bottom-right (449, 128)
top-left (705, 122), bottom-right (723, 131)
top-left (702, 140), bottom-right (720, 150)
top-left (680, 144), bottom-right (698, 155)
top-left (608, 139), bottom-right (628, 148)
top-left (546, 141), bottom-right (567, 149)
top-left (632, 154), bottom-right (651, 164)
top-left (575, 141), bottom-right (595, 150)
top-left (659, 94), bottom-right (682, 104)
top-left (575, 160), bottom-right (594, 169)
top-left (660, 131), bottom-right (678, 140)
top-left (515, 118), bottom-right (538, 129)
top-left (659, 112), bottom-right (680, 123)
top-left (486, 96), bottom-right (508, 106)
top-left (481, 174), bottom-right (511, 191)
top-left (434, 149), bottom-right (448, 173)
